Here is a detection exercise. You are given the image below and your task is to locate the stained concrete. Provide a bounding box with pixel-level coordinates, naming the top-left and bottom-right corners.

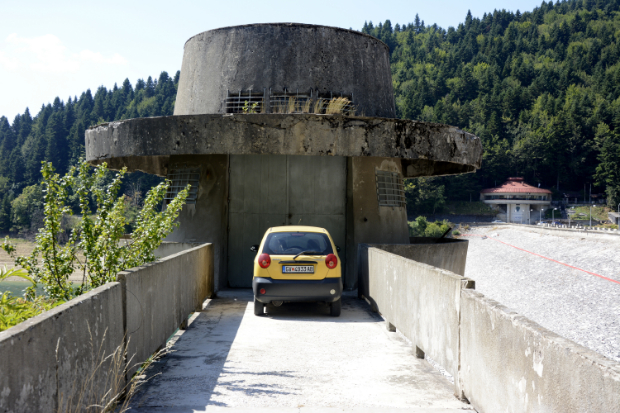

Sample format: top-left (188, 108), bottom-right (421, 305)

top-left (460, 289), bottom-right (620, 413)
top-left (118, 243), bottom-right (214, 377)
top-left (176, 23), bottom-right (395, 118)
top-left (345, 156), bottom-right (410, 286)
top-left (363, 248), bottom-right (474, 396)
top-left (357, 238), bottom-right (470, 301)
top-left (85, 114), bottom-right (482, 178)
top-left (0, 283), bottom-right (124, 413)
top-left (162, 155), bottom-right (229, 291)
top-left (129, 291), bottom-right (472, 412)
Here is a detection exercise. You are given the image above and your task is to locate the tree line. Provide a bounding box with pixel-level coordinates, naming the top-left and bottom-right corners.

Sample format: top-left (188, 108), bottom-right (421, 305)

top-left (363, 0), bottom-right (620, 213)
top-left (0, 72), bottom-right (178, 233)
top-left (2, 0), bottom-right (620, 225)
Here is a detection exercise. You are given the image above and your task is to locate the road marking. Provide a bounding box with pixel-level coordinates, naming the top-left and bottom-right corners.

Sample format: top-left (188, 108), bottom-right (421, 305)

top-left (461, 234), bottom-right (620, 286)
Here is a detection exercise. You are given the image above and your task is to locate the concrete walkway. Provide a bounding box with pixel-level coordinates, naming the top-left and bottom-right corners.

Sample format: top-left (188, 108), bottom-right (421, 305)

top-left (130, 291), bottom-right (472, 412)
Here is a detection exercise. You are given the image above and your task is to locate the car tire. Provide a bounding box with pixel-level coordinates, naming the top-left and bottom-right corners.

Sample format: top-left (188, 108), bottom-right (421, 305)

top-left (330, 298), bottom-right (341, 317)
top-left (254, 298), bottom-right (264, 316)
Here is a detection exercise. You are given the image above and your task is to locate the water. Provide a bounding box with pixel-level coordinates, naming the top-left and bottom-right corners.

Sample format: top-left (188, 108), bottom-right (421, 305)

top-left (0, 281), bottom-right (45, 297)
top-left (0, 281), bottom-right (80, 297)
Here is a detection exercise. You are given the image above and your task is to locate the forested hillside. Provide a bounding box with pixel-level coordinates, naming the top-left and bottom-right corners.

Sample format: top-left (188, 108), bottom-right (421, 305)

top-left (363, 0), bottom-right (620, 211)
top-left (0, 72), bottom-right (178, 232)
top-left (2, 0), bottom-right (620, 230)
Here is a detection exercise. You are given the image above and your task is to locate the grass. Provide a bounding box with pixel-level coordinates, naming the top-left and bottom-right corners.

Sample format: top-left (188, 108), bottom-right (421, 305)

top-left (262, 96), bottom-right (356, 115)
top-left (59, 326), bottom-right (167, 413)
top-left (565, 205), bottom-right (610, 221)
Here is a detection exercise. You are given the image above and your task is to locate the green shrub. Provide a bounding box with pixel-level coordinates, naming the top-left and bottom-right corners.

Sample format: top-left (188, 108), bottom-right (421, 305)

top-left (2, 161), bottom-right (189, 301)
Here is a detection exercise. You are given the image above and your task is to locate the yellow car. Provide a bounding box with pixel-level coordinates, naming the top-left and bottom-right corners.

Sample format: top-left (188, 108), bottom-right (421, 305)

top-left (251, 225), bottom-right (342, 317)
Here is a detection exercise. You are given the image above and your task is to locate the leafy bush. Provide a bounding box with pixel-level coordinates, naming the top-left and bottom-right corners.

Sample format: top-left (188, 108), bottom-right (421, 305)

top-left (409, 216), bottom-right (453, 238)
top-left (2, 161), bottom-right (189, 301)
top-left (0, 265), bottom-right (63, 332)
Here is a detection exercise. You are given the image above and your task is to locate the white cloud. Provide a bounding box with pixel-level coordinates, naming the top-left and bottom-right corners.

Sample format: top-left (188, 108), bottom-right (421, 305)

top-left (3, 33), bottom-right (127, 74)
top-left (0, 50), bottom-right (19, 70)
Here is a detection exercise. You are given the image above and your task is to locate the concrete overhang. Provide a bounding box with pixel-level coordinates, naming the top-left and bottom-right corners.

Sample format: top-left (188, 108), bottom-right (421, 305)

top-left (85, 113), bottom-right (482, 177)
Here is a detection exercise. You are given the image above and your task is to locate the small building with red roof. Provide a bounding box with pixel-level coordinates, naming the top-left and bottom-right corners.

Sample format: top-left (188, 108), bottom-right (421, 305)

top-left (480, 177), bottom-right (552, 224)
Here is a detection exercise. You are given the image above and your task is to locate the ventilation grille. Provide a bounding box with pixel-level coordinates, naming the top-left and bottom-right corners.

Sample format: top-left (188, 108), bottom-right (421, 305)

top-left (225, 89), bottom-right (356, 115)
top-left (376, 170), bottom-right (406, 208)
top-left (225, 90), bottom-right (265, 113)
top-left (164, 168), bottom-right (200, 205)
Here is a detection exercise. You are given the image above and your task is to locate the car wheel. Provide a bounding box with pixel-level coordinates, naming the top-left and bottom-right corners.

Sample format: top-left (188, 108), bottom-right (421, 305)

top-left (330, 298), bottom-right (341, 317)
top-left (254, 298), bottom-right (264, 316)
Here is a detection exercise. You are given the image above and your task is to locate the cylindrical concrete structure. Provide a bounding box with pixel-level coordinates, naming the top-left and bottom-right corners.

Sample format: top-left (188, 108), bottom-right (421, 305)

top-left (174, 23), bottom-right (396, 118)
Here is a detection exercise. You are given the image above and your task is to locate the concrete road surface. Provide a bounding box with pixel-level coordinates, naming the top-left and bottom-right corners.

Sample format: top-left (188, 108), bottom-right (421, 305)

top-left (129, 291), bottom-right (472, 412)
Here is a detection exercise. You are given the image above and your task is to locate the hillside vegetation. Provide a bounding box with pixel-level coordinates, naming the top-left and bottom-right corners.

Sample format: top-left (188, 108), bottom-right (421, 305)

top-left (364, 0), bottom-right (620, 212)
top-left (0, 73), bottom-right (177, 232)
top-left (2, 0), bottom-right (620, 225)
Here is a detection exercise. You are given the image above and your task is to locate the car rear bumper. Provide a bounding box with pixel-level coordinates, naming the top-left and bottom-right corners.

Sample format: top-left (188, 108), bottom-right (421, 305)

top-left (253, 277), bottom-right (342, 303)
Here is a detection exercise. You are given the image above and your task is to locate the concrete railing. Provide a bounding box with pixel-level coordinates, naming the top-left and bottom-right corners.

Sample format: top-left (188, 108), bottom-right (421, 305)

top-left (361, 246), bottom-right (620, 413)
top-left (0, 243), bottom-right (214, 413)
top-left (119, 244), bottom-right (214, 376)
top-left (357, 237), bottom-right (469, 303)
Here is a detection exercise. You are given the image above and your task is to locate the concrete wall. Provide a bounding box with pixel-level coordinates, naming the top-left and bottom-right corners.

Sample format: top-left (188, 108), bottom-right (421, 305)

top-left (460, 290), bottom-right (620, 413)
top-left (164, 155), bottom-right (228, 291)
top-left (365, 247), bottom-right (473, 394)
top-left (154, 241), bottom-right (203, 258)
top-left (175, 23), bottom-right (395, 118)
top-left (357, 238), bottom-right (469, 299)
top-left (118, 243), bottom-right (214, 376)
top-left (0, 283), bottom-right (124, 413)
top-left (0, 244), bottom-right (213, 412)
top-left (345, 156), bottom-right (411, 289)
top-left (362, 246), bottom-right (620, 412)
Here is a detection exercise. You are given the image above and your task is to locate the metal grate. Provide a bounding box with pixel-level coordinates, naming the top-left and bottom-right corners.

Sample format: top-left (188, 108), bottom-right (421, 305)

top-left (225, 90), bottom-right (264, 113)
top-left (376, 170), bottom-right (406, 208)
top-left (164, 168), bottom-right (200, 205)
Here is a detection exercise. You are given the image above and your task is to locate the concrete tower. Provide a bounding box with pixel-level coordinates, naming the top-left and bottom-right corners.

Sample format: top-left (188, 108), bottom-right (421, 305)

top-left (85, 24), bottom-right (483, 290)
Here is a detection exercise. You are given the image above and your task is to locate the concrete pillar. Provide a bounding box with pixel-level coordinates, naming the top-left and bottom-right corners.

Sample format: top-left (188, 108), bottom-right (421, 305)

top-left (164, 154), bottom-right (229, 291)
top-left (345, 156), bottom-right (409, 290)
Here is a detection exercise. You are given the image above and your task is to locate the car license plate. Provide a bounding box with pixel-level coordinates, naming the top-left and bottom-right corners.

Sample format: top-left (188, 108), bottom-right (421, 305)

top-left (282, 265), bottom-right (314, 274)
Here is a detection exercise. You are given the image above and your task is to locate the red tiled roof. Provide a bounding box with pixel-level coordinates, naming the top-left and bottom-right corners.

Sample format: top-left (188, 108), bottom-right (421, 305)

top-left (480, 177), bottom-right (552, 194)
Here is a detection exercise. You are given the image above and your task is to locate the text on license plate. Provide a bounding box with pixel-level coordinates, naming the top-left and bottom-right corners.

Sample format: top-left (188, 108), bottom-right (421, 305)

top-left (282, 265), bottom-right (314, 274)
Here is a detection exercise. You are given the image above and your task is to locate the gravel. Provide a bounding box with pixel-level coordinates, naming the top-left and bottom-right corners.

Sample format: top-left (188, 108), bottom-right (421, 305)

top-left (463, 225), bottom-right (620, 363)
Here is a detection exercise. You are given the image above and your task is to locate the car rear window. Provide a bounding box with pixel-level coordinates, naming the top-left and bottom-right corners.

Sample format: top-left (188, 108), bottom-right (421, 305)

top-left (262, 232), bottom-right (334, 255)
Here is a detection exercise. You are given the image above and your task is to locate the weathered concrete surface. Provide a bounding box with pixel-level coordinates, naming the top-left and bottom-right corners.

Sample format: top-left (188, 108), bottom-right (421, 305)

top-left (357, 238), bottom-right (469, 304)
top-left (364, 248), bottom-right (474, 396)
top-left (85, 114), bottom-right (482, 178)
top-left (161, 155), bottom-right (230, 291)
top-left (154, 241), bottom-right (204, 258)
top-left (459, 289), bottom-right (620, 413)
top-left (129, 291), bottom-right (473, 412)
top-left (0, 283), bottom-right (124, 413)
top-left (118, 243), bottom-right (214, 376)
top-left (176, 23), bottom-right (395, 118)
top-left (345, 156), bottom-right (410, 287)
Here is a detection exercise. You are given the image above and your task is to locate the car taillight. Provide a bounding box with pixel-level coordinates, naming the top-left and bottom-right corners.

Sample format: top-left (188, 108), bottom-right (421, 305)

top-left (258, 253), bottom-right (271, 268)
top-left (325, 254), bottom-right (338, 269)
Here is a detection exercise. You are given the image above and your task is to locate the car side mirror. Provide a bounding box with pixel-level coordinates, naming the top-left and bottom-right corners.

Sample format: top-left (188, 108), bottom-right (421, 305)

top-left (336, 245), bottom-right (341, 252)
top-left (250, 245), bottom-right (259, 253)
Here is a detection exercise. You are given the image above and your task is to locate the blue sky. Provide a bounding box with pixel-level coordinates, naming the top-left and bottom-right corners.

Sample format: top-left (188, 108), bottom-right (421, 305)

top-left (1, 0), bottom-right (544, 121)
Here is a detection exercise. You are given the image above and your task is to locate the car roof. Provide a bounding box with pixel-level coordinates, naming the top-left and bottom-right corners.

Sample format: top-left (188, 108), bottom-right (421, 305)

top-left (268, 225), bottom-right (328, 233)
